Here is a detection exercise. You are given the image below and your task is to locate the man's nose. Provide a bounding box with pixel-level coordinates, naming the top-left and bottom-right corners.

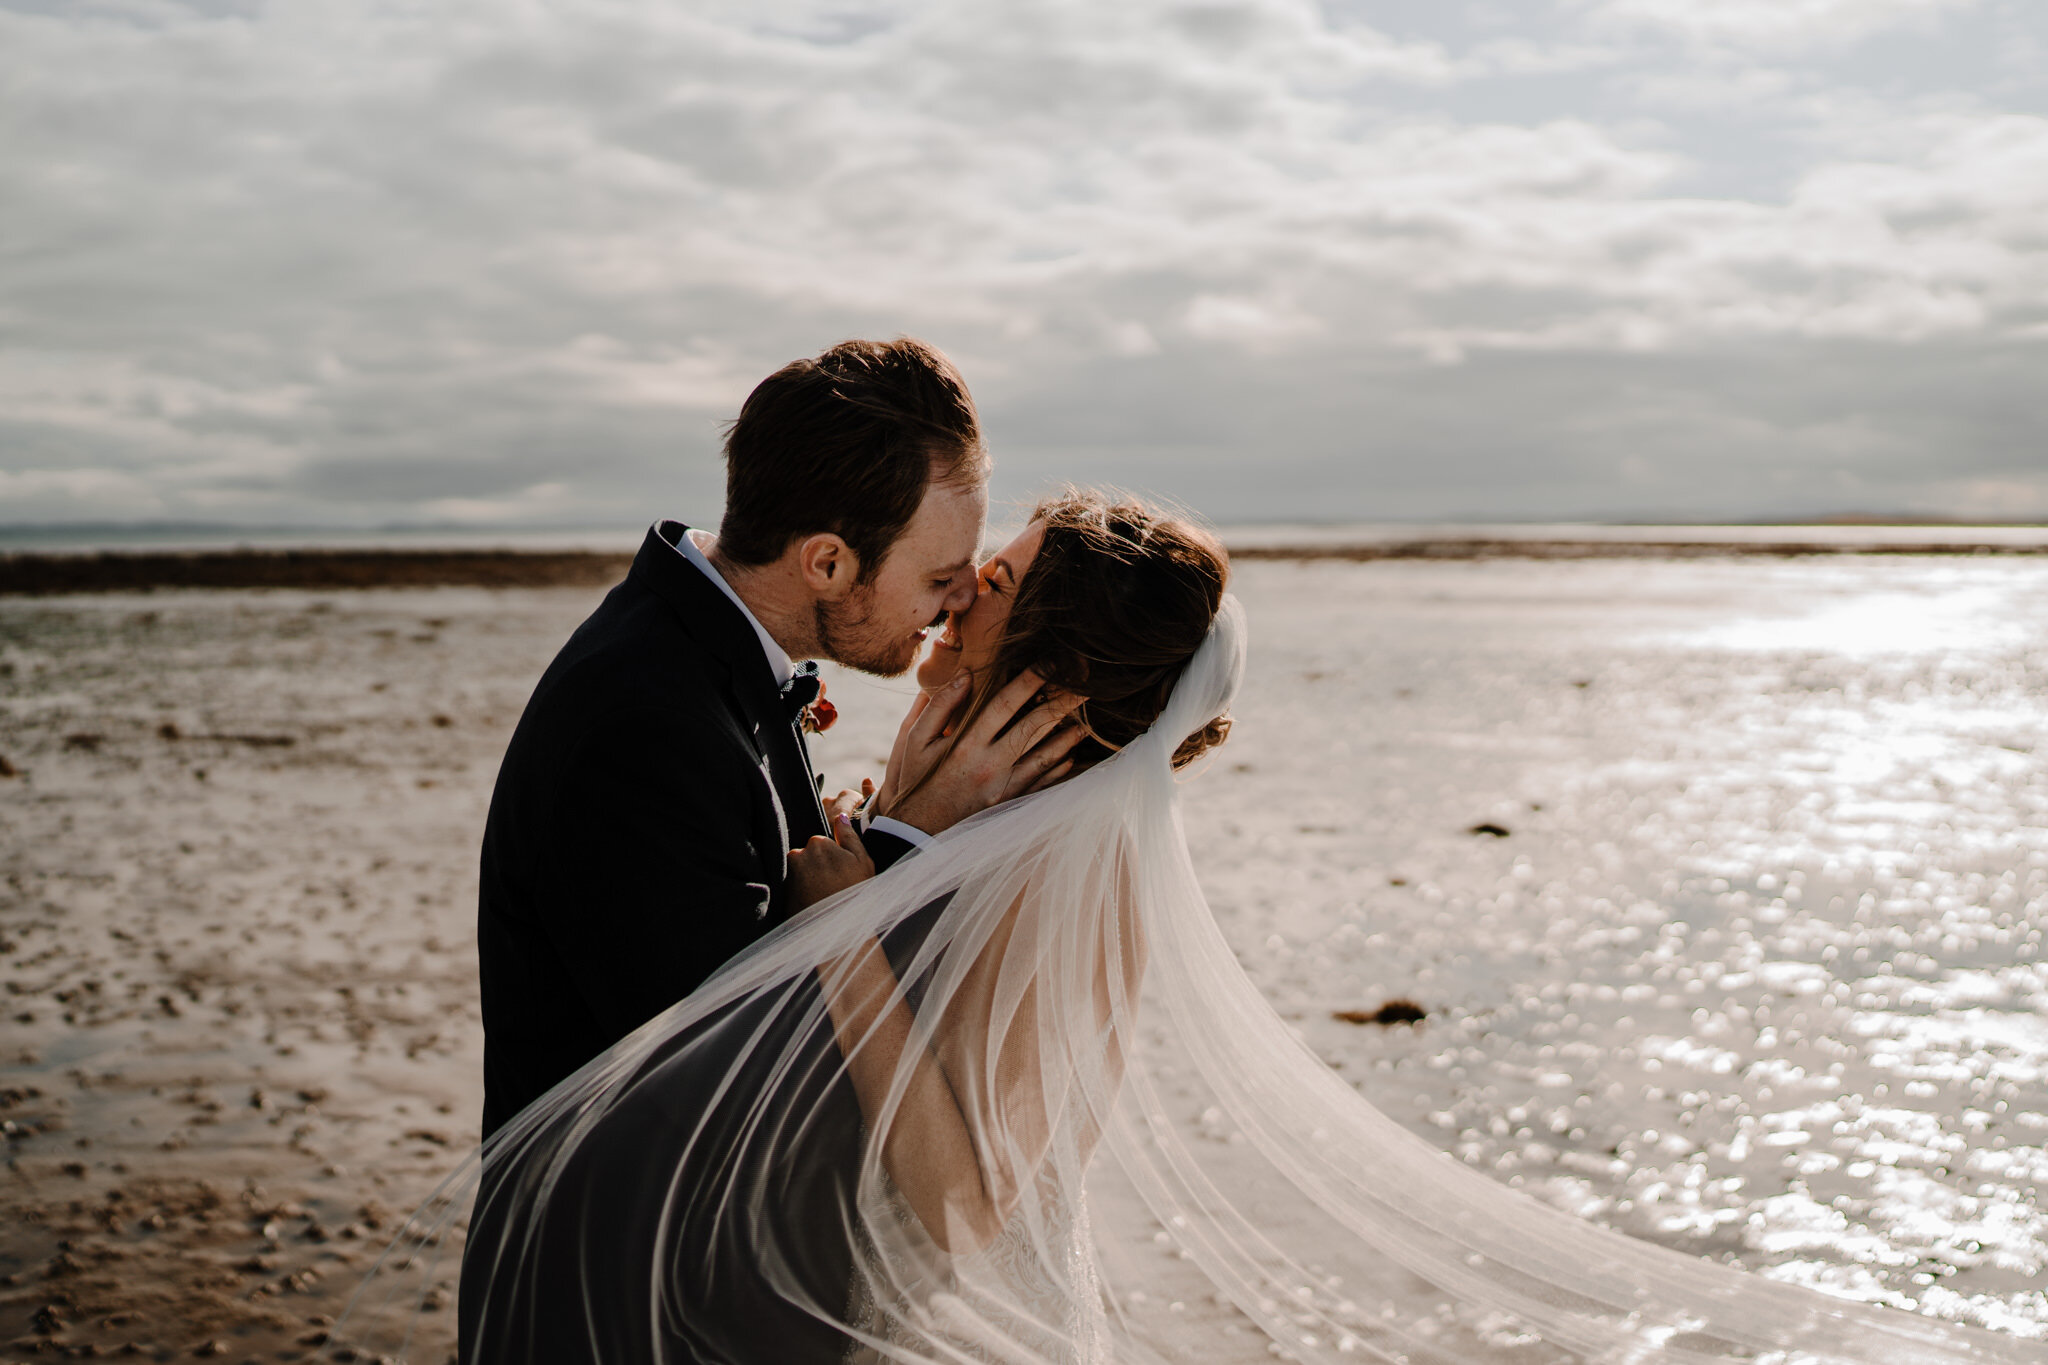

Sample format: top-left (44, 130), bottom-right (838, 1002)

top-left (942, 575), bottom-right (978, 614)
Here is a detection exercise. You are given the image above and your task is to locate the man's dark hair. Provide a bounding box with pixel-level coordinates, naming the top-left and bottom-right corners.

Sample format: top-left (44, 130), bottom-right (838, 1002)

top-left (718, 338), bottom-right (988, 580)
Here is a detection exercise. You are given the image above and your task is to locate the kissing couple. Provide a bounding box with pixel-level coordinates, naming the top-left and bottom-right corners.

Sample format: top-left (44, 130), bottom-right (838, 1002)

top-left (387, 340), bottom-right (2018, 1364)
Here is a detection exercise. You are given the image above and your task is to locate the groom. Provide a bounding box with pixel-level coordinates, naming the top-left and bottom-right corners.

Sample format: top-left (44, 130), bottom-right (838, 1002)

top-left (475, 337), bottom-right (1069, 1136)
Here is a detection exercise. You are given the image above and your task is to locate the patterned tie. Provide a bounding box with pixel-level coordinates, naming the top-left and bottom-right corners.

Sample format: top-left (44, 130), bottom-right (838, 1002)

top-left (780, 660), bottom-right (822, 720)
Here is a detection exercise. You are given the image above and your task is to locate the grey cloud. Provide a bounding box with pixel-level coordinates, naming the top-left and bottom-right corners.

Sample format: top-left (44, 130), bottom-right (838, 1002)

top-left (1, 0), bottom-right (2044, 528)
top-left (982, 335), bottom-right (2046, 520)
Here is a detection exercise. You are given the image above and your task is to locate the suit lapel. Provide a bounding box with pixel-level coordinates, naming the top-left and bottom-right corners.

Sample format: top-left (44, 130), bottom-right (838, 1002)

top-left (629, 522), bottom-right (829, 846)
top-left (764, 714), bottom-right (829, 846)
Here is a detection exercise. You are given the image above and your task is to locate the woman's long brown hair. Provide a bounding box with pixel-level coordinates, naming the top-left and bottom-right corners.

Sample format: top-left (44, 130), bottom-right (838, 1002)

top-left (909, 489), bottom-right (1231, 805)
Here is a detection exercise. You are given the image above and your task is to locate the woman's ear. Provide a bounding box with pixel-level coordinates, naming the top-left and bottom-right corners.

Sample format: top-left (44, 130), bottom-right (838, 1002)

top-left (796, 533), bottom-right (859, 600)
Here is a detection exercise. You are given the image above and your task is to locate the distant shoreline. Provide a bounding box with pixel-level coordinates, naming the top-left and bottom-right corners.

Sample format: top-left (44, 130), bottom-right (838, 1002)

top-left (0, 548), bottom-right (633, 595)
top-left (1229, 538), bottom-right (2048, 562)
top-left (5, 537), bottom-right (2047, 595)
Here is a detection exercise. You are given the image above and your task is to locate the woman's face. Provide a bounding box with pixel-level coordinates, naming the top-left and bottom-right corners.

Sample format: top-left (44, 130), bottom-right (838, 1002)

top-left (915, 519), bottom-right (1047, 692)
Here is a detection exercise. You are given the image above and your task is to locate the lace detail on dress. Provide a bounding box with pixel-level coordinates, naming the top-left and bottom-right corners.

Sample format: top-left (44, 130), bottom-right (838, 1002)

top-left (846, 1178), bottom-right (1110, 1365)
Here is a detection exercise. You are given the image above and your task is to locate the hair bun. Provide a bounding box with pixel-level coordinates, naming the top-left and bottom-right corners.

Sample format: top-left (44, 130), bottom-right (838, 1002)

top-left (1171, 713), bottom-right (1232, 770)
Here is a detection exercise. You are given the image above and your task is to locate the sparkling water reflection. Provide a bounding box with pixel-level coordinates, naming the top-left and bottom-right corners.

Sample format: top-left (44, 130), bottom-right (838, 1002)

top-left (1182, 557), bottom-right (2048, 1337)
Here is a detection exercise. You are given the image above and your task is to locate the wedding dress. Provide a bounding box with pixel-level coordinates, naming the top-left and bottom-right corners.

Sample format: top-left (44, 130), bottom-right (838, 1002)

top-left (355, 596), bottom-right (2036, 1364)
top-left (849, 1176), bottom-right (1110, 1365)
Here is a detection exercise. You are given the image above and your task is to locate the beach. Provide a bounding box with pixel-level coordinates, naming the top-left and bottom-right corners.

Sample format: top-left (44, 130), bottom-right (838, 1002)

top-left (2, 554), bottom-right (2045, 1359)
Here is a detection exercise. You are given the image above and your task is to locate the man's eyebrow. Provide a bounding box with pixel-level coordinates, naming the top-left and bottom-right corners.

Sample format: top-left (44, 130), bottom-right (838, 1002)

top-left (930, 557), bottom-right (975, 577)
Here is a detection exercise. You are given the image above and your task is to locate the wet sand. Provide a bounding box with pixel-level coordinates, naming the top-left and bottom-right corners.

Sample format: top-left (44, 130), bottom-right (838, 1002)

top-left (4, 556), bottom-right (2045, 1360)
top-left (1, 588), bottom-right (579, 1361)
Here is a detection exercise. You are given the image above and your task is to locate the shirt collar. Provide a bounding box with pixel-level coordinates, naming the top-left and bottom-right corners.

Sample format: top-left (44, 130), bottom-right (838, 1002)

top-left (669, 526), bottom-right (796, 689)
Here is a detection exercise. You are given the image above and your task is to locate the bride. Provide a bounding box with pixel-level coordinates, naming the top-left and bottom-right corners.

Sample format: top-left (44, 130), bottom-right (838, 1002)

top-left (380, 490), bottom-right (2028, 1364)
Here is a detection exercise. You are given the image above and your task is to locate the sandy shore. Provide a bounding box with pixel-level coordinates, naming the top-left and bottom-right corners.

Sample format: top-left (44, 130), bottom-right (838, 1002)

top-left (0, 588), bottom-right (582, 1361)
top-left (4, 558), bottom-right (2044, 1360)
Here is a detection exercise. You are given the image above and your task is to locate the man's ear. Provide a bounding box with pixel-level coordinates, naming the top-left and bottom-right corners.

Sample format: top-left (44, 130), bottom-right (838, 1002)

top-left (795, 533), bottom-right (861, 600)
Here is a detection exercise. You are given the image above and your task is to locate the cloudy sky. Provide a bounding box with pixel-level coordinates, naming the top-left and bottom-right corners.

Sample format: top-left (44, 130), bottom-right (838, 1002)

top-left (3, 0), bottom-right (2044, 529)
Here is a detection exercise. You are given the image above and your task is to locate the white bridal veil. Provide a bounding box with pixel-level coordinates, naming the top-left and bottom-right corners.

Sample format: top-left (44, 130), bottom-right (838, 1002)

top-left (355, 595), bottom-right (2032, 1364)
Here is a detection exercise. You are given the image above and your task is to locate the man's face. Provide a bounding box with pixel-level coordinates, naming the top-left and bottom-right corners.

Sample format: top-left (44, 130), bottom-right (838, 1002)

top-left (816, 478), bottom-right (986, 676)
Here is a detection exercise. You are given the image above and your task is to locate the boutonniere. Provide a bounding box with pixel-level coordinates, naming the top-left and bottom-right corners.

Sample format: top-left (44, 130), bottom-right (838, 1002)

top-left (800, 681), bottom-right (837, 734)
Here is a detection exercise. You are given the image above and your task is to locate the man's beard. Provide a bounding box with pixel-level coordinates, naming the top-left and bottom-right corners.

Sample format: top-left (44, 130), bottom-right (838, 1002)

top-left (814, 585), bottom-right (921, 677)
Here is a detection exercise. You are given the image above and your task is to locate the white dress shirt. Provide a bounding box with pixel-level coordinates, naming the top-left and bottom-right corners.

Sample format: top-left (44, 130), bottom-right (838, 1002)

top-left (668, 525), bottom-right (932, 851)
top-left (673, 526), bottom-right (793, 690)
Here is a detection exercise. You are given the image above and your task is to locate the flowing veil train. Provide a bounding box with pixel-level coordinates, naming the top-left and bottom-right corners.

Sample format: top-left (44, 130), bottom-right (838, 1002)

top-left (352, 595), bottom-right (2034, 1364)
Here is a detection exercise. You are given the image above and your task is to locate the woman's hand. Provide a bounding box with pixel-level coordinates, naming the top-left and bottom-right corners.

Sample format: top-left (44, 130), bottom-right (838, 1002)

top-left (873, 680), bottom-right (949, 818)
top-left (873, 670), bottom-right (1083, 834)
top-left (828, 784), bottom-right (870, 826)
top-left (786, 811), bottom-right (876, 911)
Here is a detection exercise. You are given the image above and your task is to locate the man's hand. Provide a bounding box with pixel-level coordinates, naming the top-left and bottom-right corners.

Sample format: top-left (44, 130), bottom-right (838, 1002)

top-left (787, 812), bottom-right (877, 912)
top-left (873, 669), bottom-right (1084, 836)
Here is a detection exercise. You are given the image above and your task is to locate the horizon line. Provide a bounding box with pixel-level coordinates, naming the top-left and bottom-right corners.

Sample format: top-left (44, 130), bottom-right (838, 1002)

top-left (5, 512), bottom-right (2047, 538)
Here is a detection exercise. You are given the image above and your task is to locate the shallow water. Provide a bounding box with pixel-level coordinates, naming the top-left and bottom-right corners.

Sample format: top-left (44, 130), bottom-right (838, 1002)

top-left (1204, 558), bottom-right (2047, 1334)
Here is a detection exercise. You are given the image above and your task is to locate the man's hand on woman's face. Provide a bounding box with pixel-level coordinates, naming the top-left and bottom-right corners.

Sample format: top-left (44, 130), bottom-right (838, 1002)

top-left (873, 668), bottom-right (1084, 836)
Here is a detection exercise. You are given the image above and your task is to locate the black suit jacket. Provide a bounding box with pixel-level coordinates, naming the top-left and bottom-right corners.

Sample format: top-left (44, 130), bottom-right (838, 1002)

top-left (476, 521), bottom-right (912, 1136)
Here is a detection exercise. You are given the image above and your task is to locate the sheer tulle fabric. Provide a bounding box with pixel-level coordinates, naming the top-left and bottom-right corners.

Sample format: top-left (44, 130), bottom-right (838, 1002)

top-left (356, 597), bottom-right (2031, 1364)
